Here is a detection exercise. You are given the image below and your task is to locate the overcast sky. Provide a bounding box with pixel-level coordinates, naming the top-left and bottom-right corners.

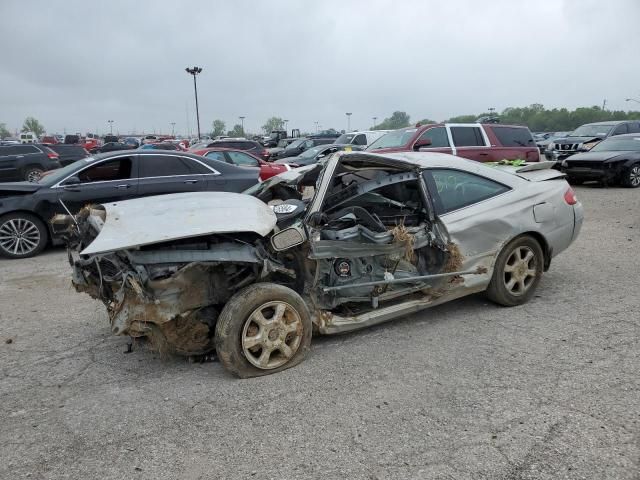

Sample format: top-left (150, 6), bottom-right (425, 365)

top-left (1, 0), bottom-right (638, 136)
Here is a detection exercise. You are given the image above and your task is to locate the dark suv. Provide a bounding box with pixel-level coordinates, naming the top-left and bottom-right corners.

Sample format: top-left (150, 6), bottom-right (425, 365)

top-left (46, 144), bottom-right (90, 166)
top-left (204, 139), bottom-right (270, 161)
top-left (366, 123), bottom-right (540, 162)
top-left (0, 144), bottom-right (62, 182)
top-left (545, 121), bottom-right (640, 162)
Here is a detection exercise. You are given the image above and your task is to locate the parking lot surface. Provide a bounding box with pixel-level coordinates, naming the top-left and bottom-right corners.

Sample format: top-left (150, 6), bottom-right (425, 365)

top-left (1, 184), bottom-right (639, 479)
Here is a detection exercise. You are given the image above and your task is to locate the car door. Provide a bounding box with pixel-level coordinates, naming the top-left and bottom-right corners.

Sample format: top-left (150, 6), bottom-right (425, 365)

top-left (0, 146), bottom-right (20, 181)
top-left (422, 167), bottom-right (515, 280)
top-left (447, 126), bottom-right (491, 161)
top-left (57, 155), bottom-right (139, 213)
top-left (136, 154), bottom-right (207, 196)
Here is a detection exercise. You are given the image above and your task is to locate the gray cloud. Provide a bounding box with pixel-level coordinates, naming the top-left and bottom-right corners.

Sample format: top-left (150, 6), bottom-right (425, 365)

top-left (1, 0), bottom-right (638, 136)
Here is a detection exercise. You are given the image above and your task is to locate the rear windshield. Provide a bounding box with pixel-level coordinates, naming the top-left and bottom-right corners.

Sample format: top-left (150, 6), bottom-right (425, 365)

top-left (366, 129), bottom-right (416, 150)
top-left (491, 126), bottom-right (535, 147)
top-left (335, 134), bottom-right (356, 144)
top-left (590, 136), bottom-right (640, 152)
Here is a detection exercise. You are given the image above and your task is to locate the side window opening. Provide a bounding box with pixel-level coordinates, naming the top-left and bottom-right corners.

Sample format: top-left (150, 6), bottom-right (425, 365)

top-left (78, 158), bottom-right (133, 183)
top-left (417, 127), bottom-right (450, 148)
top-left (424, 169), bottom-right (510, 215)
top-left (450, 127), bottom-right (486, 147)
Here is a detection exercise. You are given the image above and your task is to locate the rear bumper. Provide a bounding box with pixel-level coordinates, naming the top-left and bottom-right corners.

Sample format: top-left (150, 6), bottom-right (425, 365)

top-left (561, 163), bottom-right (622, 182)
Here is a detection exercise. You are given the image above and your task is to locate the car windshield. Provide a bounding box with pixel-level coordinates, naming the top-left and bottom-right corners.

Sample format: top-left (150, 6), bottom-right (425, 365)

top-left (334, 134), bottom-right (355, 144)
top-left (590, 136), bottom-right (640, 152)
top-left (298, 145), bottom-right (325, 159)
top-left (569, 125), bottom-right (613, 137)
top-left (38, 158), bottom-right (96, 186)
top-left (276, 139), bottom-right (289, 147)
top-left (366, 129), bottom-right (416, 150)
top-left (285, 139), bottom-right (305, 150)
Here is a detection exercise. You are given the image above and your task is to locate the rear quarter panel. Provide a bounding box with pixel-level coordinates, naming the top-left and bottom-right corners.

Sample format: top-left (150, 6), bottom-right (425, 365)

top-left (434, 172), bottom-right (575, 289)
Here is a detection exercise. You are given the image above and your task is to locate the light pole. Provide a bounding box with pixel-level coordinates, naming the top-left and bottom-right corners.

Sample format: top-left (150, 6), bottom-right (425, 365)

top-left (314, 121), bottom-right (319, 133)
top-left (345, 112), bottom-right (352, 131)
top-left (372, 116), bottom-right (377, 128)
top-left (626, 98), bottom-right (640, 105)
top-left (284, 119), bottom-right (289, 132)
top-left (185, 66), bottom-right (203, 139)
top-left (239, 116), bottom-right (245, 135)
top-left (170, 122), bottom-right (175, 136)
top-left (107, 120), bottom-right (114, 134)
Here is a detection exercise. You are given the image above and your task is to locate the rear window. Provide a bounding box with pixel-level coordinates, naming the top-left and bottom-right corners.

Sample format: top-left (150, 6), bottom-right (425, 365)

top-left (14, 145), bottom-right (40, 154)
top-left (450, 127), bottom-right (486, 147)
top-left (491, 126), bottom-right (535, 147)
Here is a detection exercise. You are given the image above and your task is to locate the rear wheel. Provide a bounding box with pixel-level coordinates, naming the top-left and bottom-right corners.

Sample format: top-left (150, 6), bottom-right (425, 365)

top-left (0, 212), bottom-right (48, 259)
top-left (23, 166), bottom-right (44, 182)
top-left (215, 283), bottom-right (312, 378)
top-left (621, 164), bottom-right (640, 188)
top-left (486, 236), bottom-right (544, 306)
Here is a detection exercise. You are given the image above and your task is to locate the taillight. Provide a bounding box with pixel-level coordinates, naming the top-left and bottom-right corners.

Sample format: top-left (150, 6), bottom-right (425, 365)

top-left (47, 152), bottom-right (59, 159)
top-left (564, 187), bottom-right (577, 205)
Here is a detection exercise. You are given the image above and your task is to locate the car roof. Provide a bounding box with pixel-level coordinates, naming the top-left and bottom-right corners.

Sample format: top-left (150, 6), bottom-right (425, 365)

top-left (604, 133), bottom-right (640, 138)
top-left (582, 121), bottom-right (627, 126)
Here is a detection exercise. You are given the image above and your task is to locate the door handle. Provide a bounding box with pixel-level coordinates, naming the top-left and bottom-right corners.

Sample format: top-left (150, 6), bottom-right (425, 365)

top-left (116, 184), bottom-right (131, 189)
top-left (183, 179), bottom-right (198, 184)
top-left (16, 155), bottom-right (24, 158)
top-left (479, 153), bottom-right (489, 156)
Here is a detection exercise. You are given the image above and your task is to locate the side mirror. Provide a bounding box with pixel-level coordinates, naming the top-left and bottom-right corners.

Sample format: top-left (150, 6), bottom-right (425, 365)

top-left (64, 175), bottom-right (81, 185)
top-left (413, 138), bottom-right (432, 150)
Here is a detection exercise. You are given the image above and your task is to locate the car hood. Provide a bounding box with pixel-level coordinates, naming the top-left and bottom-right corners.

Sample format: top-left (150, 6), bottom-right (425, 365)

top-left (267, 147), bottom-right (284, 154)
top-left (81, 192), bottom-right (277, 255)
top-left (0, 182), bottom-right (43, 197)
top-left (566, 151), bottom-right (636, 162)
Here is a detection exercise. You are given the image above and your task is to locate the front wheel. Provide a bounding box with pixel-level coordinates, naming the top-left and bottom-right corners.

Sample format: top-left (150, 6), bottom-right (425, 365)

top-left (486, 235), bottom-right (544, 307)
top-left (621, 164), bottom-right (640, 188)
top-left (0, 212), bottom-right (48, 259)
top-left (215, 283), bottom-right (312, 378)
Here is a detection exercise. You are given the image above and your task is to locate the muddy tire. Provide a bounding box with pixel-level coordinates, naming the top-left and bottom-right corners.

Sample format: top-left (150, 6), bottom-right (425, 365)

top-left (486, 235), bottom-right (544, 307)
top-left (0, 212), bottom-right (48, 259)
top-left (215, 283), bottom-right (312, 378)
top-left (621, 164), bottom-right (640, 188)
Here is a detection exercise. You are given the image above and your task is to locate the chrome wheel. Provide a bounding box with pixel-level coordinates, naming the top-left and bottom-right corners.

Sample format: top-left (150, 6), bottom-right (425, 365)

top-left (241, 301), bottom-right (303, 370)
top-left (0, 218), bottom-right (41, 256)
top-left (629, 166), bottom-right (640, 187)
top-left (503, 245), bottom-right (537, 296)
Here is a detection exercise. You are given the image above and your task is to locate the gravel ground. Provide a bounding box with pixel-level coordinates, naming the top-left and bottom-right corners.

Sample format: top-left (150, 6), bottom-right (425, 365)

top-left (1, 184), bottom-right (639, 480)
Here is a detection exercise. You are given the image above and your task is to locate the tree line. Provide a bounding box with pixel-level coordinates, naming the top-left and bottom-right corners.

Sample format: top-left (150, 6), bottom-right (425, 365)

top-left (371, 104), bottom-right (640, 132)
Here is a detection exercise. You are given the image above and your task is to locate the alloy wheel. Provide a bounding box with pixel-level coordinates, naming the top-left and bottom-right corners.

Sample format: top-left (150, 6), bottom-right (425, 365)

top-left (241, 301), bottom-right (303, 370)
top-left (503, 245), bottom-right (537, 296)
top-left (26, 169), bottom-right (43, 182)
top-left (630, 166), bottom-right (640, 187)
top-left (0, 218), bottom-right (41, 256)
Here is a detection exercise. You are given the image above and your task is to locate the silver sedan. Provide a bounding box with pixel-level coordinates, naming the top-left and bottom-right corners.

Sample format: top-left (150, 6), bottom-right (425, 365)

top-left (66, 151), bottom-right (584, 377)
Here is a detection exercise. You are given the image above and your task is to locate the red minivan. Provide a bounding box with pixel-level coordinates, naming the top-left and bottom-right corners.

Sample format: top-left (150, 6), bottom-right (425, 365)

top-left (366, 123), bottom-right (540, 162)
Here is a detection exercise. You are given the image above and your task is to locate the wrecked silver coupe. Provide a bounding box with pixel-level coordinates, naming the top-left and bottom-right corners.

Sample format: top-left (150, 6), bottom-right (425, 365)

top-left (62, 152), bottom-right (583, 377)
